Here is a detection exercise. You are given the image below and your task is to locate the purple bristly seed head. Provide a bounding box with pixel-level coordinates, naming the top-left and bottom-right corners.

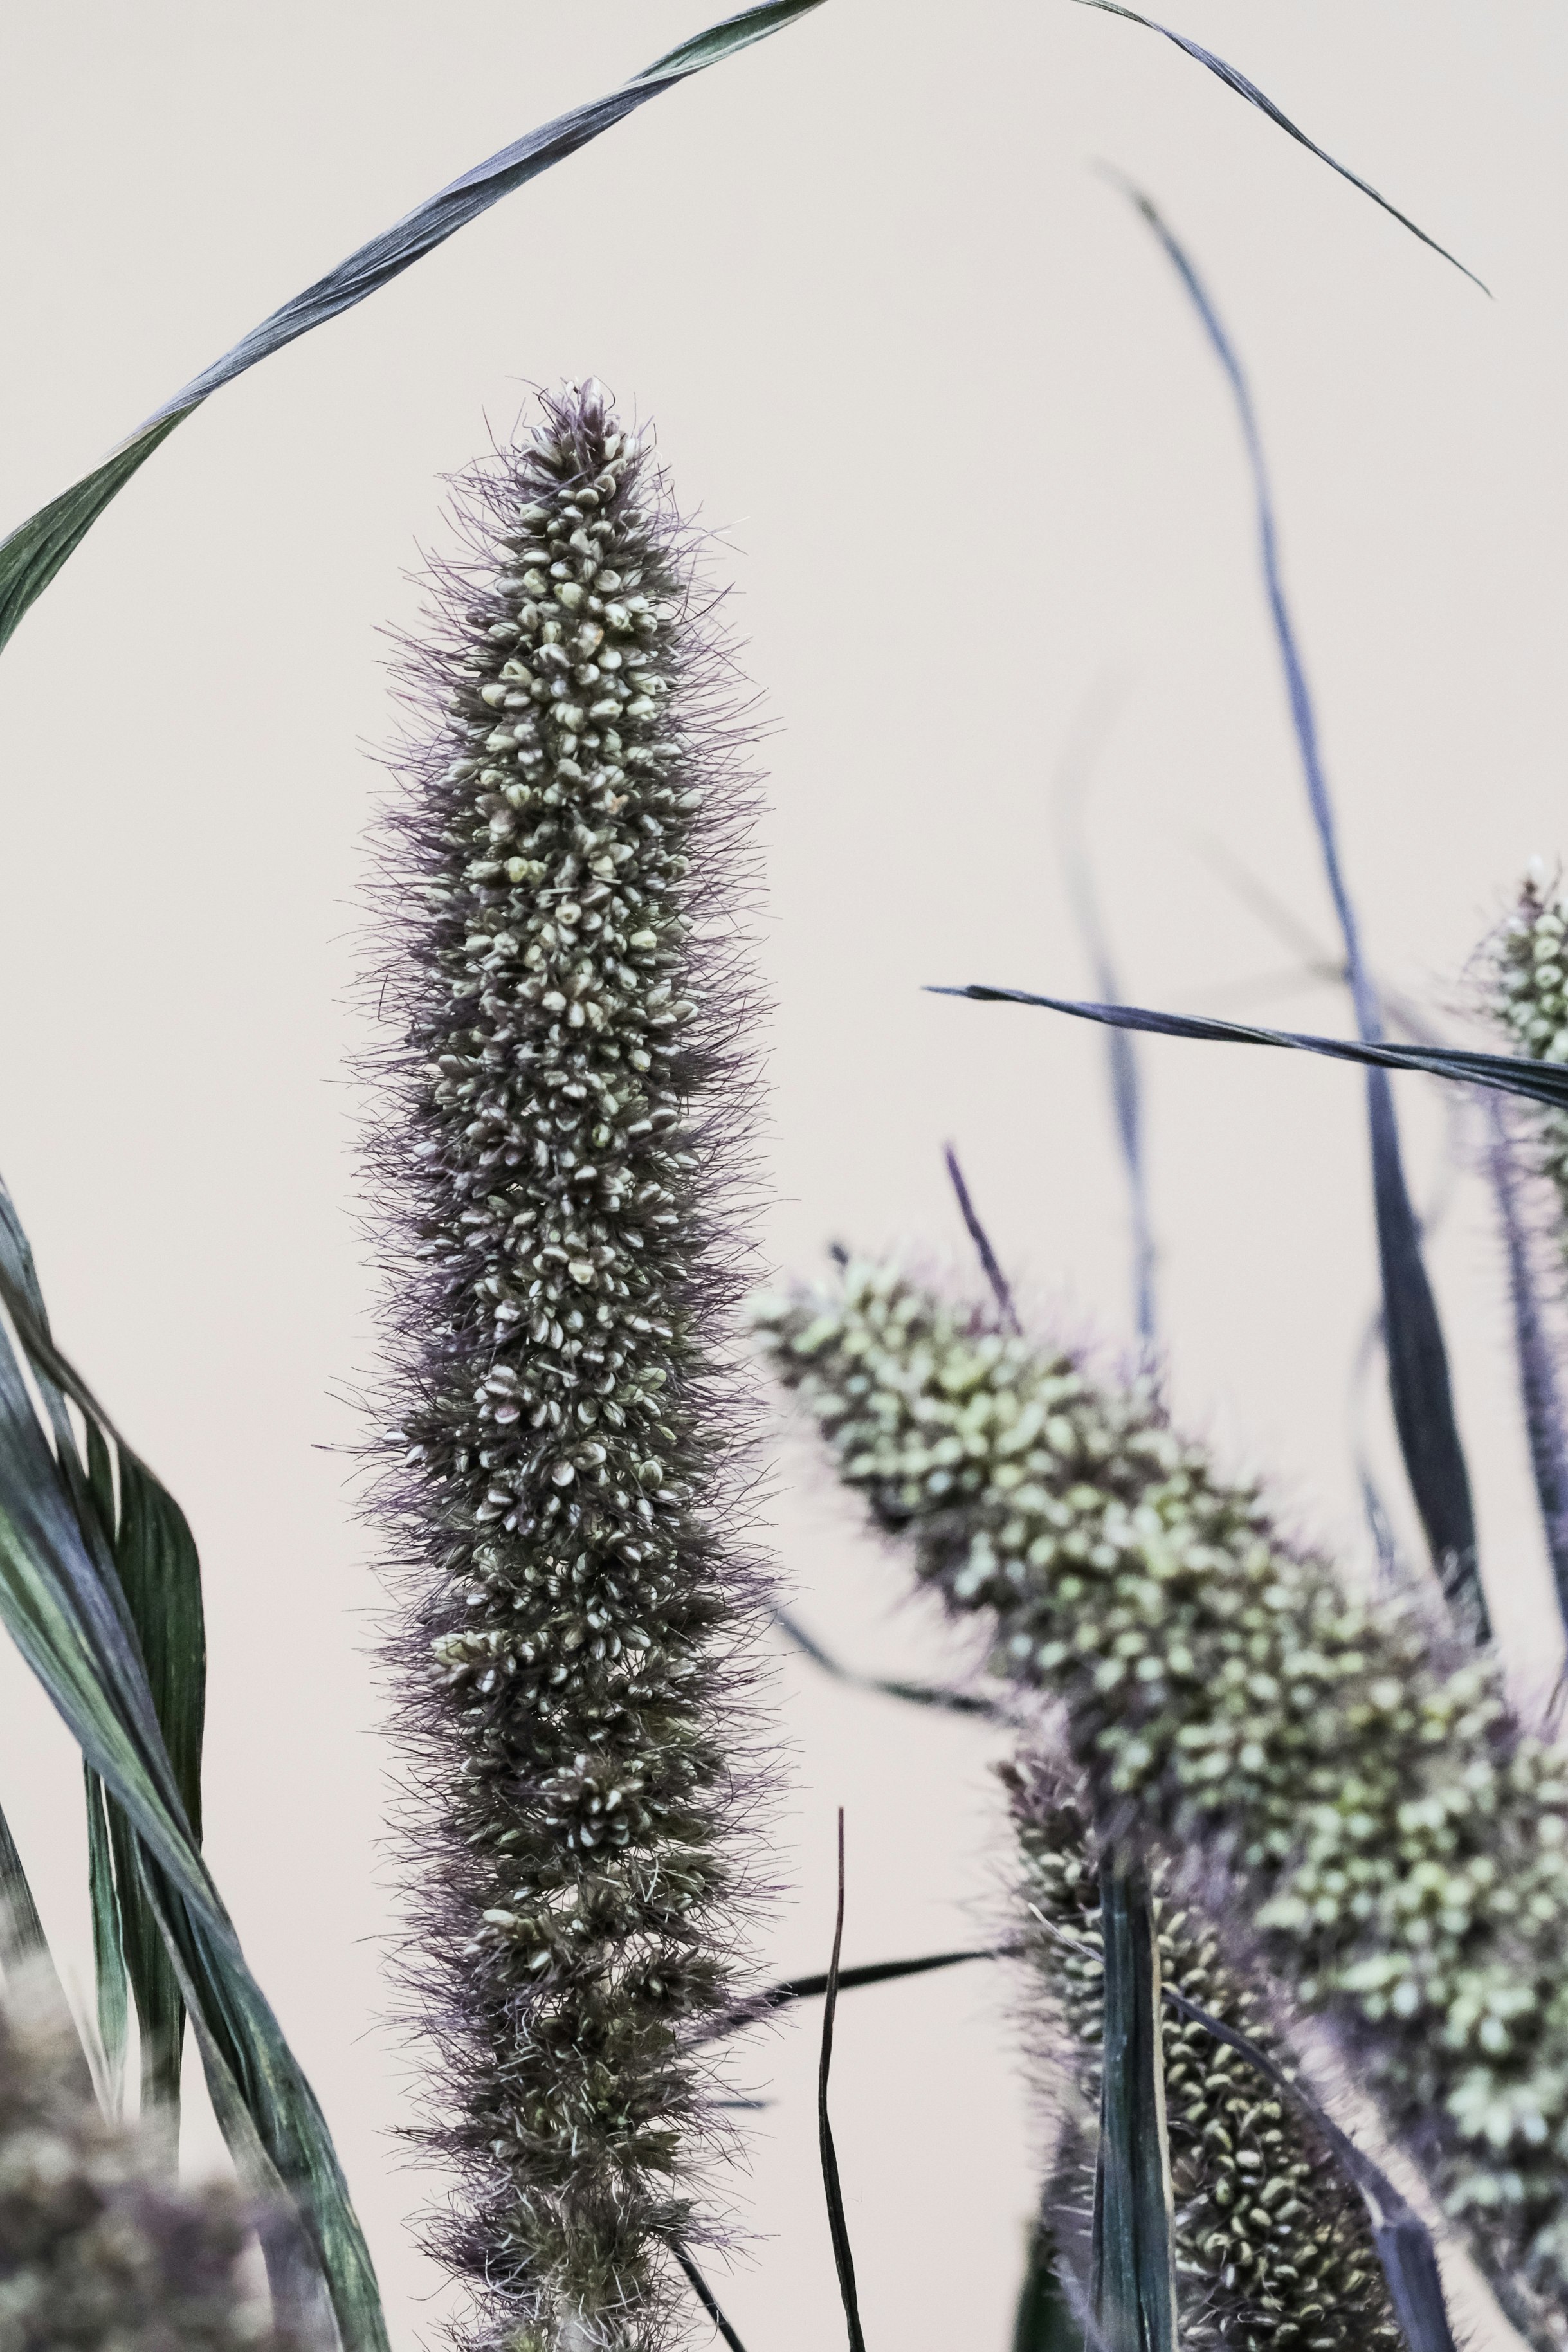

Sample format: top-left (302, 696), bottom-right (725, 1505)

top-left (364, 383), bottom-right (771, 2352)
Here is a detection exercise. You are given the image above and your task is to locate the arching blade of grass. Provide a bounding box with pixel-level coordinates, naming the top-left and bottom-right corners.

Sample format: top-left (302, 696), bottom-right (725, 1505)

top-left (1077, 2), bottom-right (1487, 293)
top-left (0, 0), bottom-right (827, 659)
top-left (0, 1180), bottom-right (384, 2349)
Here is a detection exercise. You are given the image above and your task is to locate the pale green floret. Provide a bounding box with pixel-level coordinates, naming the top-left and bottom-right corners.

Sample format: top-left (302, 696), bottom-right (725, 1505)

top-left (1485, 870), bottom-right (1568, 1228)
top-left (754, 1261), bottom-right (1568, 2351)
top-left (1008, 1758), bottom-right (1398, 2352)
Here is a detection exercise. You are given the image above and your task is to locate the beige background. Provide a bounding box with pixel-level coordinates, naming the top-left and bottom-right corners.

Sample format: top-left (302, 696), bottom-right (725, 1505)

top-left (0, 1), bottom-right (1565, 2342)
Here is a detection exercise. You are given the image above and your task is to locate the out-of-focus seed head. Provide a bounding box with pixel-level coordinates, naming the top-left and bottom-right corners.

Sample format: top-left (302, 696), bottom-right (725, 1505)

top-left (754, 1257), bottom-right (1568, 2352)
top-left (0, 1964), bottom-right (292, 2349)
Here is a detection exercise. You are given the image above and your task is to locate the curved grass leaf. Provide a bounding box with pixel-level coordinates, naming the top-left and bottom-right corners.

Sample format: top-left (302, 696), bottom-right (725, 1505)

top-left (0, 0), bottom-right (828, 659)
top-left (1079, 3), bottom-right (1487, 294)
top-left (84, 1765), bottom-right (129, 2115)
top-left (776, 1605), bottom-right (1002, 1720)
top-left (1091, 1854), bottom-right (1176, 2352)
top-left (0, 1183), bottom-right (383, 2347)
top-left (1108, 178), bottom-right (1482, 1631)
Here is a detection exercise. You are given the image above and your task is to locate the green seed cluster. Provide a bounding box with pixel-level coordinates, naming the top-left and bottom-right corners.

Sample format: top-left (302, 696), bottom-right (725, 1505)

top-left (0, 1972), bottom-right (289, 2350)
top-left (1005, 1756), bottom-right (1397, 2351)
top-left (753, 1259), bottom-right (1568, 2349)
top-left (1485, 869), bottom-right (1568, 1225)
top-left (371, 387), bottom-right (765, 2352)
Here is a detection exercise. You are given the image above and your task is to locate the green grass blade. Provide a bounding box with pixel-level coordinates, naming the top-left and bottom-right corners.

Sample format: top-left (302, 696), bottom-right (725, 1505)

top-left (0, 0), bottom-right (827, 659)
top-left (0, 1197), bottom-right (386, 2347)
top-left (84, 1765), bottom-right (129, 2115)
top-left (0, 1794), bottom-right (48, 1967)
top-left (1091, 1852), bottom-right (1177, 2352)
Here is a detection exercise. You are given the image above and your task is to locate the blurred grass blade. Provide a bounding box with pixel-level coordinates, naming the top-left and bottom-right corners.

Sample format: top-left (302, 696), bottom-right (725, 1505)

top-left (1110, 178), bottom-right (1481, 1631)
top-left (1484, 1101), bottom-right (1568, 1630)
top-left (0, 1794), bottom-right (48, 1968)
top-left (1160, 1985), bottom-right (1457, 2352)
top-left (763, 1945), bottom-right (1001, 2011)
top-left (0, 0), bottom-right (827, 658)
top-left (1052, 690), bottom-right (1156, 1343)
top-left (84, 1765), bottom-right (129, 2115)
top-left (933, 985), bottom-right (1568, 1111)
top-left (775, 1606), bottom-right (1001, 1719)
top-left (0, 1184), bottom-right (385, 2347)
top-left (1091, 1852), bottom-right (1176, 2352)
top-left (1013, 2220), bottom-right (1082, 2352)
top-left (1078, 2), bottom-right (1487, 293)
top-left (944, 1145), bottom-right (1023, 1333)
top-left (818, 1812), bottom-right (866, 2352)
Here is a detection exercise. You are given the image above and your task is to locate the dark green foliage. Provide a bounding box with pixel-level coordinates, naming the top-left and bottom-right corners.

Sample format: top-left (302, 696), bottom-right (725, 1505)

top-left (1091, 1852), bottom-right (1178, 2352)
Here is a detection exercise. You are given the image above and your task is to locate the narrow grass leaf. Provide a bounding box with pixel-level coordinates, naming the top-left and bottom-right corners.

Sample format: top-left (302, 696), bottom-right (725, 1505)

top-left (1078, 3), bottom-right (1486, 292)
top-left (776, 1605), bottom-right (1001, 1719)
top-left (1484, 1102), bottom-right (1568, 1632)
top-left (1160, 1986), bottom-right (1458, 2352)
top-left (932, 985), bottom-right (1568, 1111)
top-left (763, 1946), bottom-right (1001, 2011)
top-left (84, 1765), bottom-right (129, 2115)
top-left (671, 2244), bottom-right (752, 2352)
top-left (0, 1798), bottom-right (48, 1967)
top-left (944, 1145), bottom-right (1023, 1333)
top-left (819, 1812), bottom-right (867, 2352)
top-left (1110, 177), bottom-right (1482, 1629)
top-left (1091, 1853), bottom-right (1176, 2352)
top-left (0, 0), bottom-right (827, 658)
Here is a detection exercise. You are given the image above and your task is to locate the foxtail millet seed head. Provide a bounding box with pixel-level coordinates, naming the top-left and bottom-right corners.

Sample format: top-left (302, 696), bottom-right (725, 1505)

top-left (1005, 1755), bottom-right (1398, 2352)
top-left (754, 1257), bottom-right (1568, 2352)
top-left (364, 384), bottom-right (772, 2352)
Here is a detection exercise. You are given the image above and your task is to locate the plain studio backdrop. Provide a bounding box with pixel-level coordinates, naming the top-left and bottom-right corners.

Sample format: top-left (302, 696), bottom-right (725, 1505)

top-left (0, 2), bottom-right (1564, 2343)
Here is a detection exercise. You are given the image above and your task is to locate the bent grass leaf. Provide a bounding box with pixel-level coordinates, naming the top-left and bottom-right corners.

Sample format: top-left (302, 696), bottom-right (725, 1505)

top-left (0, 0), bottom-right (828, 659)
top-left (1078, 2), bottom-right (1487, 293)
